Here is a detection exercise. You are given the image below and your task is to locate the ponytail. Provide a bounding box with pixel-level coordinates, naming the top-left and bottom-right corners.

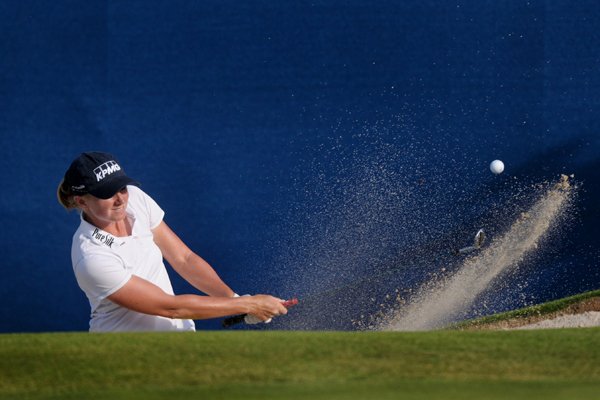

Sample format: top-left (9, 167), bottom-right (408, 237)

top-left (57, 178), bottom-right (78, 210)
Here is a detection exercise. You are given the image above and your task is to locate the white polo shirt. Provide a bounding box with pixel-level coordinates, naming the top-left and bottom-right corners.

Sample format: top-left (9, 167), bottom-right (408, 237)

top-left (71, 185), bottom-right (195, 332)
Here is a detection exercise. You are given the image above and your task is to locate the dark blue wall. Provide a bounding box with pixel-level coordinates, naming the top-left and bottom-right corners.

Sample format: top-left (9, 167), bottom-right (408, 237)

top-left (1, 1), bottom-right (598, 332)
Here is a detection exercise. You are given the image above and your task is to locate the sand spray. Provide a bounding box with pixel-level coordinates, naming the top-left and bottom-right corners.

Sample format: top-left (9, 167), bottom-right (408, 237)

top-left (381, 175), bottom-right (576, 331)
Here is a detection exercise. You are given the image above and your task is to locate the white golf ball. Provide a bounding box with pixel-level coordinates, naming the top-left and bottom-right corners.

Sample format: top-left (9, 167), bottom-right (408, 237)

top-left (490, 159), bottom-right (504, 174)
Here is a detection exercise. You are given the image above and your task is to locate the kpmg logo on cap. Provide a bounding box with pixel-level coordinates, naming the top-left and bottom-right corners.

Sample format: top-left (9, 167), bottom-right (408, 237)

top-left (93, 160), bottom-right (121, 182)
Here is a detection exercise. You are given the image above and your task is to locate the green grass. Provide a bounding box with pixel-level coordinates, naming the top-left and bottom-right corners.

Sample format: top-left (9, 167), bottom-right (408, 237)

top-left (452, 289), bottom-right (600, 329)
top-left (1, 329), bottom-right (599, 399)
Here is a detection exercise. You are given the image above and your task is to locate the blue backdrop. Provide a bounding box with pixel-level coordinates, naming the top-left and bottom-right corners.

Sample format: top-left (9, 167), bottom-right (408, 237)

top-left (1, 1), bottom-right (598, 332)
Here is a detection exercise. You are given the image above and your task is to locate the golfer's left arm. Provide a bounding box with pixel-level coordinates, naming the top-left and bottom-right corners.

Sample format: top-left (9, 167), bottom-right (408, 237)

top-left (152, 221), bottom-right (235, 298)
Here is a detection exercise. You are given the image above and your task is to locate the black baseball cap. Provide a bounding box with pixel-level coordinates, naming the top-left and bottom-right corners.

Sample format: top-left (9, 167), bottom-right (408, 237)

top-left (64, 152), bottom-right (140, 199)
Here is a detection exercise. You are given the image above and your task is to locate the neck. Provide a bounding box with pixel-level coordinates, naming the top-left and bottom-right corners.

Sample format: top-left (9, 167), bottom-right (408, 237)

top-left (83, 213), bottom-right (132, 237)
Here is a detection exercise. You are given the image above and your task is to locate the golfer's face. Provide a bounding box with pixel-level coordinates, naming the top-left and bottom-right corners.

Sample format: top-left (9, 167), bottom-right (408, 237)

top-left (84, 187), bottom-right (129, 225)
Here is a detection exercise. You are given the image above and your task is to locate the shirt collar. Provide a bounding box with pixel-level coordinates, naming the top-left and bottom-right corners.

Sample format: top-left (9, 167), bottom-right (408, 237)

top-left (79, 212), bottom-right (127, 248)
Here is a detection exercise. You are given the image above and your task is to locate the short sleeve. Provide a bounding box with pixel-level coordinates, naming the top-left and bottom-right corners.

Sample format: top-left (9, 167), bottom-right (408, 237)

top-left (127, 185), bottom-right (165, 230)
top-left (74, 255), bottom-right (131, 302)
top-left (143, 190), bottom-right (165, 229)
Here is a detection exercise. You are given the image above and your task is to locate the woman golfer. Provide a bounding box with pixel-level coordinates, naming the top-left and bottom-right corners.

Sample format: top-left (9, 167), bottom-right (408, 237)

top-left (58, 151), bottom-right (287, 332)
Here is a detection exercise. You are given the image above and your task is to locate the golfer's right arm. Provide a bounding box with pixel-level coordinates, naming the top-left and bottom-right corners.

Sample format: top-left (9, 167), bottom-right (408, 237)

top-left (108, 275), bottom-right (287, 321)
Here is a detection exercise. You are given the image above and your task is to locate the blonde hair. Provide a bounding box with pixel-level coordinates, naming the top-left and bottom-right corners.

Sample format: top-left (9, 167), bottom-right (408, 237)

top-left (57, 178), bottom-right (78, 210)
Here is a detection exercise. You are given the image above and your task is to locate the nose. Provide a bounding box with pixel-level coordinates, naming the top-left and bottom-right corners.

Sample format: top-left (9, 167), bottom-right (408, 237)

top-left (113, 191), bottom-right (125, 205)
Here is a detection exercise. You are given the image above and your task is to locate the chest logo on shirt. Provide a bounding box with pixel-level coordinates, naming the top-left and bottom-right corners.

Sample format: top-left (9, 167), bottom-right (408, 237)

top-left (92, 228), bottom-right (116, 248)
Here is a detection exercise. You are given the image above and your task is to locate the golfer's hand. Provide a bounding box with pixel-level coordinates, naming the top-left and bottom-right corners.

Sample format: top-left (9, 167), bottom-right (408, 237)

top-left (246, 295), bottom-right (288, 323)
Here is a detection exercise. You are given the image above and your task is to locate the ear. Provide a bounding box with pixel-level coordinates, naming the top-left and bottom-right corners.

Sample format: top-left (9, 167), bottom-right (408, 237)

top-left (74, 196), bottom-right (88, 210)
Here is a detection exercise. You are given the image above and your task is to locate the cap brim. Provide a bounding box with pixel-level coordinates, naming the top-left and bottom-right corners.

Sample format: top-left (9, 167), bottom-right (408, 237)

top-left (89, 176), bottom-right (140, 199)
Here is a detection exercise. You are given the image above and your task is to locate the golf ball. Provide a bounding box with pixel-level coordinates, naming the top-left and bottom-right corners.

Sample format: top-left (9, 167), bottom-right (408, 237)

top-left (490, 159), bottom-right (504, 174)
